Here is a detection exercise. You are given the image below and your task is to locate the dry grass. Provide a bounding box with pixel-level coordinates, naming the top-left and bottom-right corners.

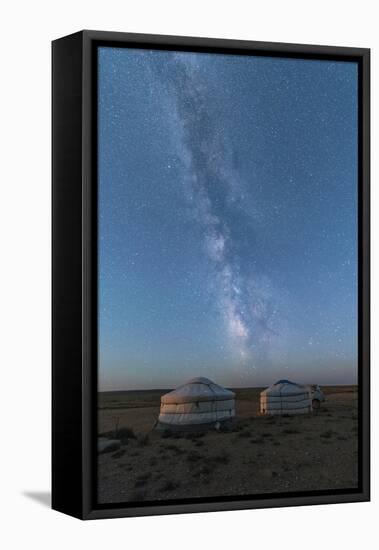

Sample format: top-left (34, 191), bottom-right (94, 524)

top-left (161, 480), bottom-right (180, 492)
top-left (97, 385), bottom-right (359, 504)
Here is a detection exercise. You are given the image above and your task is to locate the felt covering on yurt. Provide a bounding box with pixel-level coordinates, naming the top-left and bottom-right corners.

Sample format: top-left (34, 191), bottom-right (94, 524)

top-left (158, 377), bottom-right (235, 426)
top-left (260, 379), bottom-right (312, 415)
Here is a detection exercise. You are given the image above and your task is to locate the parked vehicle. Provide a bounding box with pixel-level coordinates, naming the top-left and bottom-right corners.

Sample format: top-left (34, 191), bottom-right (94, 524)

top-left (310, 384), bottom-right (325, 409)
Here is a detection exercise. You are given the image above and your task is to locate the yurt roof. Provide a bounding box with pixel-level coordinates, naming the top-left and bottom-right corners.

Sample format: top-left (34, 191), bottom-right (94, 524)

top-left (261, 379), bottom-right (308, 397)
top-left (161, 377), bottom-right (235, 404)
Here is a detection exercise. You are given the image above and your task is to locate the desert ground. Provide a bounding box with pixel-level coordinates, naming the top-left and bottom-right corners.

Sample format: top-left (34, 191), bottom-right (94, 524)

top-left (97, 386), bottom-right (358, 504)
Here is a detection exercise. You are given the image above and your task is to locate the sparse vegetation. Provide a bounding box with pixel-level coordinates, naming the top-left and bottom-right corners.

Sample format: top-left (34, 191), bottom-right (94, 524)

top-left (118, 426), bottom-right (136, 439)
top-left (161, 480), bottom-right (180, 492)
top-left (100, 426), bottom-right (136, 444)
top-left (111, 449), bottom-right (125, 459)
top-left (218, 422), bottom-right (234, 433)
top-left (137, 433), bottom-right (150, 446)
top-left (237, 430), bottom-right (251, 438)
top-left (164, 444), bottom-right (184, 455)
top-left (210, 453), bottom-right (230, 465)
top-left (134, 479), bottom-right (148, 488)
top-left (186, 432), bottom-right (205, 440)
top-left (137, 472), bottom-right (151, 481)
top-left (193, 465), bottom-right (212, 477)
top-left (134, 472), bottom-right (151, 487)
top-left (234, 422), bottom-right (249, 432)
top-left (187, 451), bottom-right (203, 463)
top-left (250, 438), bottom-right (264, 444)
top-left (117, 463), bottom-right (132, 470)
top-left (130, 490), bottom-right (146, 501)
top-left (98, 385), bottom-right (359, 504)
top-left (320, 430), bottom-right (335, 438)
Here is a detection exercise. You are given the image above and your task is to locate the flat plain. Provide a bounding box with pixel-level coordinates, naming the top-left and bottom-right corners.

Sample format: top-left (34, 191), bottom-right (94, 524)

top-left (97, 386), bottom-right (358, 504)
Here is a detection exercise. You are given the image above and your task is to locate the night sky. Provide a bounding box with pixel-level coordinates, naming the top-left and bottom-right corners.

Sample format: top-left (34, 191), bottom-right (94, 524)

top-left (98, 47), bottom-right (358, 391)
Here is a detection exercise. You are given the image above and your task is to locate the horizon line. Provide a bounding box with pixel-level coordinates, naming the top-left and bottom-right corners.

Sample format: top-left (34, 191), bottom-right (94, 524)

top-left (98, 382), bottom-right (358, 393)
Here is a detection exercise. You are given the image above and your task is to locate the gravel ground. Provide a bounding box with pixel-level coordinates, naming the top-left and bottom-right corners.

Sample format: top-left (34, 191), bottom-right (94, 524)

top-left (97, 386), bottom-right (358, 504)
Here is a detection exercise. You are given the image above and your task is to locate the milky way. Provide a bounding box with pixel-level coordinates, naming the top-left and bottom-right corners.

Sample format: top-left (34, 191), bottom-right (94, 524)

top-left (154, 53), bottom-right (283, 364)
top-left (98, 47), bottom-right (358, 390)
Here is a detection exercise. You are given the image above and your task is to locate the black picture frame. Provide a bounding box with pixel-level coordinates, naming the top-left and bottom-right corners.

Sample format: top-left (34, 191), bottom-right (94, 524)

top-left (52, 30), bottom-right (370, 520)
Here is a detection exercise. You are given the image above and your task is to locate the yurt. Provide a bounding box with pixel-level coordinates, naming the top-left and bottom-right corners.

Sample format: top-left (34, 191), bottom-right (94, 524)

top-left (260, 379), bottom-right (312, 415)
top-left (158, 377), bottom-right (235, 429)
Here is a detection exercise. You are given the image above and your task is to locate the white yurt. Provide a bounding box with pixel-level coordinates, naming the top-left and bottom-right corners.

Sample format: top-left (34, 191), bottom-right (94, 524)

top-left (158, 377), bottom-right (235, 429)
top-left (260, 379), bottom-right (312, 415)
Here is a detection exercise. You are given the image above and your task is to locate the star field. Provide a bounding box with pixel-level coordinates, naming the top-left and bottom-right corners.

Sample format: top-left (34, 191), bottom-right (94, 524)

top-left (98, 47), bottom-right (358, 391)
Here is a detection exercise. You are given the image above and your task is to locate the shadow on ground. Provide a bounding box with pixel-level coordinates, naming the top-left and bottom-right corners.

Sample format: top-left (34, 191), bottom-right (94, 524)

top-left (23, 491), bottom-right (51, 507)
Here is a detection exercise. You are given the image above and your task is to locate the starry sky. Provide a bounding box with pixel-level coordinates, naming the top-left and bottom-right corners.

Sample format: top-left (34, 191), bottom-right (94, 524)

top-left (98, 46), bottom-right (358, 391)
